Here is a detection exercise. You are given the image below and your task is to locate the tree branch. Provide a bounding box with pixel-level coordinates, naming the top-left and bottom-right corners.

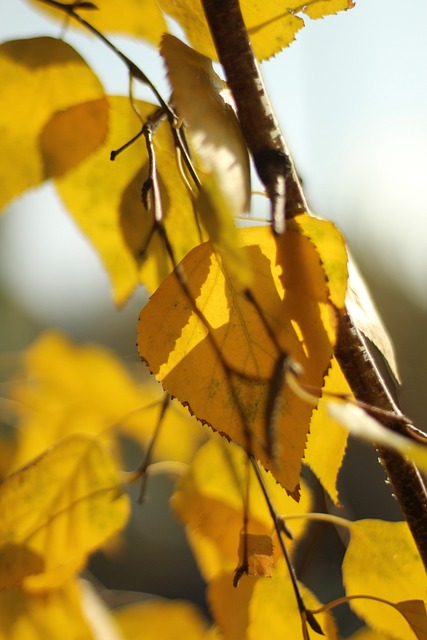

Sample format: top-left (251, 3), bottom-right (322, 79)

top-left (202, 0), bottom-right (427, 570)
top-left (201, 0), bottom-right (307, 233)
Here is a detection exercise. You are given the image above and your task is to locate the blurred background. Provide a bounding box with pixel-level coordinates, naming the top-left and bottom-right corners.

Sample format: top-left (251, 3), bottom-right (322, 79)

top-left (1, 1), bottom-right (427, 636)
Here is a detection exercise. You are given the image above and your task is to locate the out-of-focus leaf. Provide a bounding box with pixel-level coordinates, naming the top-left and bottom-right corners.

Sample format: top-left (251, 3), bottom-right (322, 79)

top-left (6, 332), bottom-right (202, 474)
top-left (113, 599), bottom-right (209, 640)
top-left (347, 630), bottom-right (389, 640)
top-left (346, 255), bottom-right (400, 381)
top-left (0, 580), bottom-right (94, 640)
top-left (0, 434), bottom-right (130, 591)
top-left (327, 401), bottom-right (427, 476)
top-left (208, 559), bottom-right (338, 640)
top-left (305, 357), bottom-right (350, 504)
top-left (171, 435), bottom-right (312, 581)
top-left (56, 96), bottom-right (202, 303)
top-left (27, 0), bottom-right (167, 45)
top-left (0, 37), bottom-right (106, 211)
top-left (159, 0), bottom-right (354, 61)
top-left (238, 533), bottom-right (274, 578)
top-left (343, 520), bottom-right (427, 639)
top-left (138, 221), bottom-right (341, 493)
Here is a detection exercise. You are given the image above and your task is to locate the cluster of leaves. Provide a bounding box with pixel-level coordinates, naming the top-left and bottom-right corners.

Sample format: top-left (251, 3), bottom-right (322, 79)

top-left (1, 1), bottom-right (426, 638)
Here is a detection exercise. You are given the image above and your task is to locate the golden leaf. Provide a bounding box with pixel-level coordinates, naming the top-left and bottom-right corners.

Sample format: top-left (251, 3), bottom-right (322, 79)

top-left (55, 96), bottom-right (203, 303)
top-left (0, 434), bottom-right (129, 591)
top-left (0, 580), bottom-right (94, 640)
top-left (0, 37), bottom-right (106, 211)
top-left (159, 0), bottom-right (354, 61)
top-left (114, 599), bottom-right (209, 640)
top-left (343, 520), bottom-right (427, 639)
top-left (237, 532), bottom-right (274, 578)
top-left (7, 331), bottom-right (202, 474)
top-left (27, 0), bottom-right (167, 46)
top-left (171, 436), bottom-right (312, 582)
top-left (138, 219), bottom-right (346, 493)
top-left (208, 559), bottom-right (338, 640)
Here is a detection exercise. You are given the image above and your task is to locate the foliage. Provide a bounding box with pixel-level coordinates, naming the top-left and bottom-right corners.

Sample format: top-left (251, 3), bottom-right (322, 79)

top-left (0, 1), bottom-right (426, 639)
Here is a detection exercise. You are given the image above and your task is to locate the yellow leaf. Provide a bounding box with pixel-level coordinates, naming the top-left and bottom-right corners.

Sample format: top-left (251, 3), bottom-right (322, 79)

top-left (347, 629), bottom-right (390, 640)
top-left (0, 433), bottom-right (130, 591)
top-left (0, 580), bottom-right (94, 640)
top-left (343, 520), bottom-right (427, 639)
top-left (7, 331), bottom-right (202, 473)
top-left (27, 0), bottom-right (167, 46)
top-left (171, 436), bottom-right (312, 582)
top-left (208, 560), bottom-right (338, 640)
top-left (161, 35), bottom-right (251, 216)
top-left (138, 220), bottom-right (341, 493)
top-left (113, 599), bottom-right (209, 640)
top-left (346, 256), bottom-right (400, 381)
top-left (159, 0), bottom-right (354, 61)
top-left (0, 37), bottom-right (106, 211)
top-left (305, 357), bottom-right (350, 504)
top-left (56, 95), bottom-right (203, 303)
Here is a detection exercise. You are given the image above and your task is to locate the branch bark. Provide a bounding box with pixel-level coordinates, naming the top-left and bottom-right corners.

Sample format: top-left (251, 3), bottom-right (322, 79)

top-left (201, 0), bottom-right (427, 569)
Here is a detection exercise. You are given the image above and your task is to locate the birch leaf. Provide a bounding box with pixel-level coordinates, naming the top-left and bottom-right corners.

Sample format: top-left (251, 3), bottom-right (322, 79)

top-left (208, 559), bottom-right (338, 640)
top-left (0, 434), bottom-right (130, 592)
top-left (27, 0), bottom-right (167, 45)
top-left (138, 221), bottom-right (339, 494)
top-left (159, 0), bottom-right (354, 61)
top-left (171, 436), bottom-right (312, 581)
top-left (55, 96), bottom-right (202, 303)
top-left (161, 35), bottom-right (250, 216)
top-left (114, 600), bottom-right (209, 640)
top-left (0, 37), bottom-right (106, 211)
top-left (343, 520), bottom-right (427, 640)
top-left (7, 331), bottom-right (202, 474)
top-left (0, 580), bottom-right (94, 640)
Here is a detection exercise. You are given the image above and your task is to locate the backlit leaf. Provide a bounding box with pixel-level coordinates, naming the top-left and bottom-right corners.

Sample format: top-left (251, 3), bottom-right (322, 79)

top-left (55, 96), bottom-right (202, 303)
top-left (7, 332), bottom-right (202, 473)
top-left (114, 599), bottom-right (209, 640)
top-left (346, 256), bottom-right (400, 381)
top-left (138, 220), bottom-right (341, 493)
top-left (27, 0), bottom-right (167, 45)
top-left (0, 433), bottom-right (130, 591)
top-left (238, 533), bottom-right (274, 578)
top-left (347, 630), bottom-right (389, 640)
top-left (305, 357), bottom-right (350, 504)
top-left (0, 580), bottom-right (94, 640)
top-left (0, 37), bottom-right (106, 211)
top-left (159, 0), bottom-right (354, 61)
top-left (161, 35), bottom-right (251, 216)
top-left (208, 559), bottom-right (338, 640)
top-left (395, 601), bottom-right (427, 640)
top-left (171, 435), bottom-right (312, 582)
top-left (343, 520), bottom-right (427, 639)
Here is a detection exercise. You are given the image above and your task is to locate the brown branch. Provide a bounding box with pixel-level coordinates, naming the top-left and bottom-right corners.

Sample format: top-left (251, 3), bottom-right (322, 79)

top-left (202, 0), bottom-right (427, 570)
top-left (201, 0), bottom-right (307, 233)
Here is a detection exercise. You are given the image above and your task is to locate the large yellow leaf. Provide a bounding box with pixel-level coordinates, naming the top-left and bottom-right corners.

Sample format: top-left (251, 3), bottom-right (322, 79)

top-left (55, 96), bottom-right (203, 303)
top-left (27, 0), bottom-right (167, 46)
top-left (343, 520), bottom-right (427, 640)
top-left (114, 599), bottom-right (209, 640)
top-left (0, 37), bottom-right (107, 211)
top-left (7, 331), bottom-right (202, 474)
top-left (138, 218), bottom-right (346, 493)
top-left (159, 0), bottom-right (354, 61)
top-left (0, 434), bottom-right (130, 591)
top-left (171, 435), bottom-right (312, 582)
top-left (208, 559), bottom-right (337, 640)
top-left (0, 580), bottom-right (94, 640)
